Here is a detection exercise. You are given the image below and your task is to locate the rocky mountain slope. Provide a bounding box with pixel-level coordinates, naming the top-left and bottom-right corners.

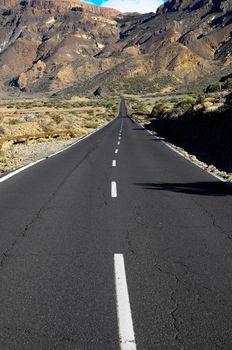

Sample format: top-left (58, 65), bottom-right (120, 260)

top-left (0, 0), bottom-right (232, 96)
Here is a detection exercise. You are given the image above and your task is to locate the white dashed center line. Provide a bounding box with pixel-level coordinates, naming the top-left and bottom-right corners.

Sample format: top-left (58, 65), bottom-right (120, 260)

top-left (115, 149), bottom-right (119, 154)
top-left (114, 254), bottom-right (137, 350)
top-left (118, 141), bottom-right (120, 145)
top-left (112, 160), bottom-right (116, 167)
top-left (111, 181), bottom-right (117, 198)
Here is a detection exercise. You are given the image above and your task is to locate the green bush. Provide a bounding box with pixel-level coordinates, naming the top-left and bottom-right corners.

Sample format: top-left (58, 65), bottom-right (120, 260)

top-left (84, 122), bottom-right (99, 129)
top-left (223, 78), bottom-right (232, 92)
top-left (51, 114), bottom-right (64, 124)
top-left (8, 118), bottom-right (19, 125)
top-left (151, 101), bottom-right (172, 118)
top-left (0, 126), bottom-right (5, 135)
top-left (176, 96), bottom-right (196, 113)
top-left (205, 82), bottom-right (222, 93)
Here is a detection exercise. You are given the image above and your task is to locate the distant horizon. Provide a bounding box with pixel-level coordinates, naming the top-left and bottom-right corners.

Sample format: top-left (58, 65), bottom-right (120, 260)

top-left (82, 0), bottom-right (167, 13)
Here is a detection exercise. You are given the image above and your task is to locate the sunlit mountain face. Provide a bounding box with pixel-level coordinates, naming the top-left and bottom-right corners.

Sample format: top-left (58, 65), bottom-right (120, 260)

top-left (0, 0), bottom-right (231, 96)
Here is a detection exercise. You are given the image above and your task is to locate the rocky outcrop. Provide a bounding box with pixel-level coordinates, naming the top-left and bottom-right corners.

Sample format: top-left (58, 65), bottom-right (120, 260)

top-left (0, 0), bottom-right (120, 16)
top-left (0, 0), bottom-right (231, 95)
top-left (32, 0), bottom-right (120, 16)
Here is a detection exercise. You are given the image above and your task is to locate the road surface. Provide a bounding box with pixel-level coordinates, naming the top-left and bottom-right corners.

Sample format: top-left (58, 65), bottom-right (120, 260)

top-left (0, 97), bottom-right (232, 349)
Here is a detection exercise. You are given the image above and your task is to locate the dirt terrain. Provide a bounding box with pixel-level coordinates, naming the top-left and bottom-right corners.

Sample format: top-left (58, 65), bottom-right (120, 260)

top-left (0, 96), bottom-right (118, 172)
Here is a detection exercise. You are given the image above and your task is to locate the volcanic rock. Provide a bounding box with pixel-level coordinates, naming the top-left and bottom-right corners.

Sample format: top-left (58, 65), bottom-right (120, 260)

top-left (0, 0), bottom-right (231, 95)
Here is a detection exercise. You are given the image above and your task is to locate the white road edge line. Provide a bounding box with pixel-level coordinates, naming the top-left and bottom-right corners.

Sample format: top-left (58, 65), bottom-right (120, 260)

top-left (163, 141), bottom-right (229, 183)
top-left (114, 254), bottom-right (137, 350)
top-left (111, 181), bottom-right (117, 198)
top-left (0, 159), bottom-right (45, 184)
top-left (0, 118), bottom-right (116, 184)
top-left (112, 160), bottom-right (116, 167)
top-left (115, 149), bottom-right (119, 154)
top-left (131, 117), bottom-right (230, 185)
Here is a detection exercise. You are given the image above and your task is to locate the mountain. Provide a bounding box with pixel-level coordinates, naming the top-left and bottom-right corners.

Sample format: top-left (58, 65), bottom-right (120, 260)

top-left (0, 0), bottom-right (232, 96)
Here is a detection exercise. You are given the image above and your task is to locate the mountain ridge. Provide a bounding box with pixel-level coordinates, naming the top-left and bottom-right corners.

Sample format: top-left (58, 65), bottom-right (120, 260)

top-left (0, 0), bottom-right (120, 16)
top-left (0, 0), bottom-right (231, 96)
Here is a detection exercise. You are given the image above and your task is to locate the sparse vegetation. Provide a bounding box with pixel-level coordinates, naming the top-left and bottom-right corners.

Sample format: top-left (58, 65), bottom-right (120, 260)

top-left (51, 114), bottom-right (64, 124)
top-left (0, 96), bottom-right (119, 173)
top-left (205, 76), bottom-right (232, 93)
top-left (84, 122), bottom-right (99, 129)
top-left (8, 118), bottom-right (20, 125)
top-left (205, 82), bottom-right (222, 93)
top-left (224, 78), bottom-right (232, 92)
top-left (132, 90), bottom-right (232, 175)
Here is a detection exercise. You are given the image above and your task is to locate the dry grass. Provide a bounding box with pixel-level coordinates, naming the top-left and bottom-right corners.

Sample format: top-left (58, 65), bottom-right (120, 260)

top-left (0, 96), bottom-right (119, 172)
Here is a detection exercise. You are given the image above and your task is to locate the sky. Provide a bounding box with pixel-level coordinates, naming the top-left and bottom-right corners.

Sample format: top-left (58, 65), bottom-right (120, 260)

top-left (83, 0), bottom-right (166, 13)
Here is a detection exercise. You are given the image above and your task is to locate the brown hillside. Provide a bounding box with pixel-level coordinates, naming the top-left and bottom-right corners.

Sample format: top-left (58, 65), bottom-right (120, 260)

top-left (0, 0), bottom-right (231, 96)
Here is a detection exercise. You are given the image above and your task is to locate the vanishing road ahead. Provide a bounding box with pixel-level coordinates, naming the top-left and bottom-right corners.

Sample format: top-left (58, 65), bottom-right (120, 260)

top-left (0, 98), bottom-right (232, 350)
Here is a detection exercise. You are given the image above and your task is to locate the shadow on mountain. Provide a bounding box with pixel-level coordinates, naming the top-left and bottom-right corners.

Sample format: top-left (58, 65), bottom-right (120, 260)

top-left (135, 181), bottom-right (232, 196)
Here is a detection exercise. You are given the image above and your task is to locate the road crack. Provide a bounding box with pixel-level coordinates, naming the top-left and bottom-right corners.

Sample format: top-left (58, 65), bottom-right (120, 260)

top-left (153, 261), bottom-right (181, 341)
top-left (125, 230), bottom-right (135, 255)
top-left (170, 292), bottom-right (180, 340)
top-left (0, 146), bottom-right (96, 268)
top-left (191, 197), bottom-right (232, 241)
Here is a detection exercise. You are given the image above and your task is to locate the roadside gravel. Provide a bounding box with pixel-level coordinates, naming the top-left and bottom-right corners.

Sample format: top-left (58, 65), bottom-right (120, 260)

top-left (0, 138), bottom-right (80, 175)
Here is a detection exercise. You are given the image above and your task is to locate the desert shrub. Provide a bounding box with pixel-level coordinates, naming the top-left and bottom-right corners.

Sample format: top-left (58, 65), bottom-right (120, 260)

top-left (176, 96), bottom-right (196, 113)
top-left (223, 78), bottom-right (232, 92)
top-left (0, 126), bottom-right (6, 135)
top-left (84, 122), bottom-right (99, 128)
top-left (40, 121), bottom-right (54, 132)
top-left (151, 96), bottom-right (196, 119)
top-left (205, 82), bottom-right (222, 93)
top-left (8, 118), bottom-right (19, 125)
top-left (96, 113), bottom-right (103, 117)
top-left (106, 115), bottom-right (114, 121)
top-left (0, 155), bottom-right (8, 164)
top-left (51, 114), bottom-right (64, 124)
top-left (132, 100), bottom-right (150, 115)
top-left (151, 101), bottom-right (173, 118)
top-left (86, 110), bottom-right (94, 116)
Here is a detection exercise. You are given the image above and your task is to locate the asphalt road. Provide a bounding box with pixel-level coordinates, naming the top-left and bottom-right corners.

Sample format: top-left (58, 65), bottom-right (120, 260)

top-left (0, 97), bottom-right (232, 350)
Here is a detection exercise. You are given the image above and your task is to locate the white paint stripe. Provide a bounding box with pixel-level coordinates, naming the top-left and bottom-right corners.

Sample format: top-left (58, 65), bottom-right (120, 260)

top-left (0, 159), bottom-right (44, 183)
top-left (112, 160), bottom-right (116, 167)
top-left (115, 149), bottom-right (119, 154)
top-left (0, 118), bottom-right (116, 184)
top-left (111, 181), bottom-right (117, 197)
top-left (118, 141), bottom-right (120, 145)
top-left (163, 141), bottom-right (229, 183)
top-left (132, 118), bottom-right (231, 185)
top-left (114, 254), bottom-right (137, 350)
top-left (119, 137), bottom-right (121, 140)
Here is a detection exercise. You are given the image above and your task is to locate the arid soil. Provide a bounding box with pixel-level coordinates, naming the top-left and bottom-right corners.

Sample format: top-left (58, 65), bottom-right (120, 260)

top-left (0, 96), bottom-right (118, 173)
